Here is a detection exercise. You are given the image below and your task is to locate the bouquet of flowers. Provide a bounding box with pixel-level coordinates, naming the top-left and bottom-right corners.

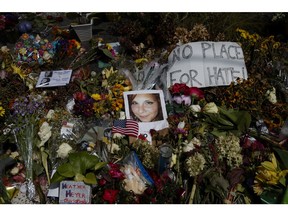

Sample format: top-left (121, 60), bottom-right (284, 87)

top-left (10, 94), bottom-right (45, 201)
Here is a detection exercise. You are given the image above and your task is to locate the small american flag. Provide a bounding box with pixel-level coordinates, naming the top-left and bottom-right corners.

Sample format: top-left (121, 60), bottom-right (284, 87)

top-left (112, 119), bottom-right (139, 137)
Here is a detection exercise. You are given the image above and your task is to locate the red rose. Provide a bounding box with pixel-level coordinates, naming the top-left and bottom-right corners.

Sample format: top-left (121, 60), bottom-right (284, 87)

top-left (109, 169), bottom-right (125, 179)
top-left (108, 163), bottom-right (125, 179)
top-left (102, 189), bottom-right (119, 204)
top-left (98, 178), bottom-right (107, 186)
top-left (169, 83), bottom-right (189, 95)
top-left (12, 174), bottom-right (25, 183)
top-left (73, 92), bottom-right (87, 101)
top-left (138, 134), bottom-right (148, 141)
top-left (108, 162), bottom-right (120, 170)
top-left (188, 87), bottom-right (204, 100)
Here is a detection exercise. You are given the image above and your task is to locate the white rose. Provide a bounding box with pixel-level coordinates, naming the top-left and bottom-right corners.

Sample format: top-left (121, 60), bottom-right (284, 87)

top-left (203, 102), bottom-right (219, 114)
top-left (190, 104), bottom-right (201, 113)
top-left (107, 143), bottom-right (120, 154)
top-left (266, 87), bottom-right (277, 104)
top-left (10, 151), bottom-right (19, 159)
top-left (182, 140), bottom-right (195, 153)
top-left (183, 137), bottom-right (201, 153)
top-left (57, 143), bottom-right (73, 159)
top-left (1, 46), bottom-right (10, 53)
top-left (38, 121), bottom-right (52, 148)
top-left (190, 104), bottom-right (201, 116)
top-left (113, 133), bottom-right (125, 139)
top-left (177, 121), bottom-right (185, 129)
top-left (119, 111), bottom-right (126, 120)
top-left (46, 109), bottom-right (55, 120)
top-left (10, 167), bottom-right (20, 175)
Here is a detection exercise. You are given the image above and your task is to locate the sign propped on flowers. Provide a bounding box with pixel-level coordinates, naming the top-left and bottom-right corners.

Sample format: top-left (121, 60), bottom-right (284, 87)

top-left (167, 41), bottom-right (248, 88)
top-left (59, 181), bottom-right (91, 204)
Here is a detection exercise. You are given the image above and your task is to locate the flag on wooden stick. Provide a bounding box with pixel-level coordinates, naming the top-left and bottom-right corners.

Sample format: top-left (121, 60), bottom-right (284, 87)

top-left (112, 119), bottom-right (139, 137)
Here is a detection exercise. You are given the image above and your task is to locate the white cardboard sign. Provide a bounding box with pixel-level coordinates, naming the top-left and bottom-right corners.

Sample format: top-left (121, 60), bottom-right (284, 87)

top-left (59, 181), bottom-right (91, 204)
top-left (167, 41), bottom-right (248, 88)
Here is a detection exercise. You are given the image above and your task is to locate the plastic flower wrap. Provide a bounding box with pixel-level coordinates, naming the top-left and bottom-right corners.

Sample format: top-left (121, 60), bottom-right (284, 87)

top-left (14, 33), bottom-right (55, 66)
top-left (10, 94), bottom-right (45, 201)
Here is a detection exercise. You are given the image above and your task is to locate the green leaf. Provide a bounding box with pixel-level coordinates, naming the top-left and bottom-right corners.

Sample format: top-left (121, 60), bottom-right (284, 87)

top-left (74, 173), bottom-right (85, 182)
top-left (33, 162), bottom-right (44, 176)
top-left (273, 147), bottom-right (288, 169)
top-left (41, 149), bottom-right (50, 184)
top-left (83, 172), bottom-right (97, 185)
top-left (68, 153), bottom-right (83, 174)
top-left (50, 171), bottom-right (66, 183)
top-left (211, 128), bottom-right (227, 137)
top-left (187, 130), bottom-right (193, 141)
top-left (235, 111), bottom-right (251, 133)
top-left (100, 48), bottom-right (114, 59)
top-left (57, 163), bottom-right (75, 178)
top-left (98, 61), bottom-right (111, 68)
top-left (205, 113), bottom-right (234, 128)
top-left (218, 107), bottom-right (239, 124)
top-left (79, 152), bottom-right (99, 170)
top-left (94, 162), bottom-right (107, 171)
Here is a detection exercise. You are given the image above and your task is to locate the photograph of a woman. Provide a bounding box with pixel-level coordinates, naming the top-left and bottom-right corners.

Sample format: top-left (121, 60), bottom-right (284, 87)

top-left (124, 90), bottom-right (169, 142)
top-left (128, 93), bottom-right (163, 122)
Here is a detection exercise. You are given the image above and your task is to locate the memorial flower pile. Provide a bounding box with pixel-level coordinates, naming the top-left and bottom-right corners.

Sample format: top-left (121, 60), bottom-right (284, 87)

top-left (0, 12), bottom-right (288, 204)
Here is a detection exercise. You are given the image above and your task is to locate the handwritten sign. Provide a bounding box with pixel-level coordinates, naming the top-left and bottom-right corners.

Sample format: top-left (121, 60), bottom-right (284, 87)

top-left (59, 181), bottom-right (91, 204)
top-left (167, 41), bottom-right (248, 88)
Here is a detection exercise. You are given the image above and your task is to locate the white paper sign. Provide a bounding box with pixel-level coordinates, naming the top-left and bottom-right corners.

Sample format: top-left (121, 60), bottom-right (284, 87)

top-left (36, 69), bottom-right (72, 88)
top-left (167, 41), bottom-right (248, 88)
top-left (59, 181), bottom-right (91, 204)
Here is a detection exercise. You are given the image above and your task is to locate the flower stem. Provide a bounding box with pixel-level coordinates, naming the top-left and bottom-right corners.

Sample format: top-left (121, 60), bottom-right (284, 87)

top-left (188, 176), bottom-right (197, 204)
top-left (176, 135), bottom-right (182, 187)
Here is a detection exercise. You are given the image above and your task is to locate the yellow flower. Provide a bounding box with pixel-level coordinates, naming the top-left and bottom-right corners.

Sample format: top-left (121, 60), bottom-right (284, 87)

top-left (11, 64), bottom-right (27, 80)
top-left (106, 43), bottom-right (113, 50)
top-left (253, 153), bottom-right (288, 194)
top-left (273, 42), bottom-right (280, 49)
top-left (102, 66), bottom-right (117, 79)
top-left (0, 104), bottom-right (5, 117)
top-left (19, 47), bottom-right (27, 55)
top-left (91, 93), bottom-right (101, 101)
top-left (135, 58), bottom-right (148, 64)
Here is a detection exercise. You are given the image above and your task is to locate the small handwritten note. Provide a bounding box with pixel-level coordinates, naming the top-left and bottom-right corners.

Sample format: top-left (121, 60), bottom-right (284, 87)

top-left (59, 181), bottom-right (91, 204)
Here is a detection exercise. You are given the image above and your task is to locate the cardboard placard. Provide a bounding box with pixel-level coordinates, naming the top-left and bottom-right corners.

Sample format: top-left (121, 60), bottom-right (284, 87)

top-left (59, 181), bottom-right (91, 204)
top-left (167, 41), bottom-right (248, 88)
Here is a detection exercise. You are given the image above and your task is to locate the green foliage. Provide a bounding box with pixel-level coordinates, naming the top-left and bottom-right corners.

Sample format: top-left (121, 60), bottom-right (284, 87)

top-left (204, 106), bottom-right (251, 137)
top-left (273, 147), bottom-right (288, 169)
top-left (51, 151), bottom-right (107, 185)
